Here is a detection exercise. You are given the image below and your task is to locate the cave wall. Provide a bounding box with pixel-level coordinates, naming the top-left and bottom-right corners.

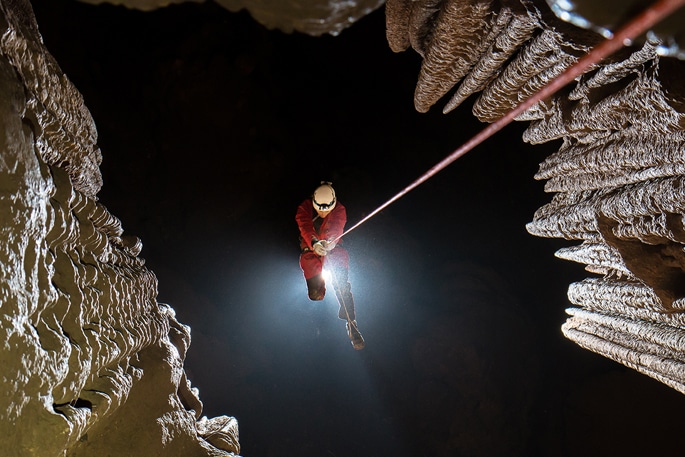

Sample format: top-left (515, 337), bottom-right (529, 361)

top-left (386, 0), bottom-right (685, 393)
top-left (0, 0), bottom-right (239, 455)
top-left (74, 0), bottom-right (386, 36)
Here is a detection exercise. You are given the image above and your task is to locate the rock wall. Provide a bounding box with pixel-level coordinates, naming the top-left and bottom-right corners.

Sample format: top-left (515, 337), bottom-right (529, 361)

top-left (0, 0), bottom-right (240, 455)
top-left (386, 0), bottom-right (685, 393)
top-left (74, 0), bottom-right (386, 36)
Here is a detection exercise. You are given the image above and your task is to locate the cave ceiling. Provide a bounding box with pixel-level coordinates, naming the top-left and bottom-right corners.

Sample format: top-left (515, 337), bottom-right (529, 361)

top-left (74, 0), bottom-right (386, 35)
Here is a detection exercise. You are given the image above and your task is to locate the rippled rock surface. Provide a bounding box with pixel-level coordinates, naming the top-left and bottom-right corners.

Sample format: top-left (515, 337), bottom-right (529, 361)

top-left (386, 0), bottom-right (685, 394)
top-left (0, 1), bottom-right (240, 455)
top-left (75, 0), bottom-right (385, 36)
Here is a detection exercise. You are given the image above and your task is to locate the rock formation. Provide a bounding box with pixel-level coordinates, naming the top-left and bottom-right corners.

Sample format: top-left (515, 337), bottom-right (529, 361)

top-left (386, 0), bottom-right (685, 394)
top-left (75, 0), bottom-right (386, 36)
top-left (0, 0), bottom-right (239, 455)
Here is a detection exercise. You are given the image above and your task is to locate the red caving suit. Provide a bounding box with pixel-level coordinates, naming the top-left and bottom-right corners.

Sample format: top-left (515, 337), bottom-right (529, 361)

top-left (295, 198), bottom-right (349, 280)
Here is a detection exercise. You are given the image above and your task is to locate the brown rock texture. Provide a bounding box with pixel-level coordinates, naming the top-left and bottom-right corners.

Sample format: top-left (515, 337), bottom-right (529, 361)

top-left (75, 0), bottom-right (385, 36)
top-left (386, 0), bottom-right (685, 394)
top-left (0, 0), bottom-right (240, 455)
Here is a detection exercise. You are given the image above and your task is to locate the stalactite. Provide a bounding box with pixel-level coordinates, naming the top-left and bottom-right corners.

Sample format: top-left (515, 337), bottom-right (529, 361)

top-left (386, 0), bottom-right (685, 393)
top-left (526, 189), bottom-right (603, 240)
top-left (523, 65), bottom-right (685, 144)
top-left (444, 7), bottom-right (539, 113)
top-left (408, 0), bottom-right (444, 58)
top-left (385, 0), bottom-right (412, 52)
top-left (414, 0), bottom-right (497, 112)
top-left (536, 132), bottom-right (685, 192)
top-left (554, 242), bottom-right (632, 277)
top-left (528, 176), bottom-right (685, 249)
top-left (474, 26), bottom-right (592, 121)
top-left (563, 308), bottom-right (685, 394)
top-left (568, 278), bottom-right (668, 312)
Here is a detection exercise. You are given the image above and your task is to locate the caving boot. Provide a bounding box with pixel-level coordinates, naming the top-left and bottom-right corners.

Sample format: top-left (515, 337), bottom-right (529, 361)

top-left (346, 320), bottom-right (365, 350)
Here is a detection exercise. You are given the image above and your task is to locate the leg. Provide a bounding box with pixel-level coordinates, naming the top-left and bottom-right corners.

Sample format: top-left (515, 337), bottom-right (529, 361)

top-left (324, 247), bottom-right (354, 320)
top-left (333, 274), bottom-right (355, 321)
top-left (300, 251), bottom-right (325, 300)
top-left (333, 272), bottom-right (364, 350)
top-left (326, 247), bottom-right (365, 350)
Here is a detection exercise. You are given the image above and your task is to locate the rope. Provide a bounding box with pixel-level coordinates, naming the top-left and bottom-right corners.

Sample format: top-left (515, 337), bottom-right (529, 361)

top-left (330, 0), bottom-right (685, 245)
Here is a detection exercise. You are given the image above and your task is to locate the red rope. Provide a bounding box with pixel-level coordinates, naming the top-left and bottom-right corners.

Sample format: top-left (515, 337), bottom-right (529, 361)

top-left (332, 0), bottom-right (685, 243)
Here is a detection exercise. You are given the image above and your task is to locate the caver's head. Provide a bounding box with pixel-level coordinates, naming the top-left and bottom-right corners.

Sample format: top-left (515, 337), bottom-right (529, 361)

top-left (312, 182), bottom-right (336, 218)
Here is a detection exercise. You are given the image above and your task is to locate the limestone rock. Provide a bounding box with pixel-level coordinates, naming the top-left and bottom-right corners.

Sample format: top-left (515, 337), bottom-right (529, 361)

top-left (75, 0), bottom-right (385, 36)
top-left (0, 1), bottom-right (239, 455)
top-left (386, 0), bottom-right (685, 395)
top-left (77, 0), bottom-right (202, 10)
top-left (545, 0), bottom-right (685, 59)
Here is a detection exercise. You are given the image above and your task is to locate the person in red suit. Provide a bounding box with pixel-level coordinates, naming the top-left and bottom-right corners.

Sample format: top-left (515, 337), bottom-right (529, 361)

top-left (295, 182), bottom-right (364, 349)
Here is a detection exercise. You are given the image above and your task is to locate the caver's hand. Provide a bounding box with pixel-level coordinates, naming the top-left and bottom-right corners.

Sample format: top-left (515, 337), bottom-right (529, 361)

top-left (313, 240), bottom-right (328, 256)
top-left (321, 239), bottom-right (336, 252)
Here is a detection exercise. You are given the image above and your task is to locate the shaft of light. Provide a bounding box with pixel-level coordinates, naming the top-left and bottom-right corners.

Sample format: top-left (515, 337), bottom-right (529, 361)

top-left (331, 0), bottom-right (685, 244)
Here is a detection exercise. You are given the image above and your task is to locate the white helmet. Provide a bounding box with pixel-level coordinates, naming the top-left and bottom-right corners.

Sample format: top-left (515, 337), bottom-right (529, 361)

top-left (312, 182), bottom-right (336, 212)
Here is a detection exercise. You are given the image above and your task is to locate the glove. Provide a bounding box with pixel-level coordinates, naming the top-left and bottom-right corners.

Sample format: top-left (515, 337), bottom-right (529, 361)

top-left (313, 240), bottom-right (328, 256)
top-left (322, 239), bottom-right (336, 251)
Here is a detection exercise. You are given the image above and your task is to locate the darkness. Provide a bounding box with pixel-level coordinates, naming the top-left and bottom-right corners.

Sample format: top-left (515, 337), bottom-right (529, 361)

top-left (30, 1), bottom-right (685, 456)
